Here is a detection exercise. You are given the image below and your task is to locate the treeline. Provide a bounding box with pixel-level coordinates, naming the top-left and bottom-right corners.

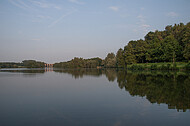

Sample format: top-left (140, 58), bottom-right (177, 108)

top-left (1, 22), bottom-right (190, 69)
top-left (54, 57), bottom-right (102, 68)
top-left (54, 22), bottom-right (190, 69)
top-left (116, 22), bottom-right (190, 67)
top-left (0, 60), bottom-right (45, 68)
top-left (53, 53), bottom-right (119, 68)
top-left (0, 62), bottom-right (22, 68)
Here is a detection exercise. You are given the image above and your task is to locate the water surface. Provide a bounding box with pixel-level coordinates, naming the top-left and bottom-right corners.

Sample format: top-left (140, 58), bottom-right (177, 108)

top-left (0, 68), bottom-right (190, 126)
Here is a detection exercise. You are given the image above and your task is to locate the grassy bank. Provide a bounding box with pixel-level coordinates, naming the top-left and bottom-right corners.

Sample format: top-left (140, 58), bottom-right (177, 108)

top-left (127, 62), bottom-right (190, 71)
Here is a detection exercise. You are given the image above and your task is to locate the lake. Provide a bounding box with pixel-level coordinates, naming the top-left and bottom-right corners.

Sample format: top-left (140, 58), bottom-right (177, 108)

top-left (0, 68), bottom-right (190, 126)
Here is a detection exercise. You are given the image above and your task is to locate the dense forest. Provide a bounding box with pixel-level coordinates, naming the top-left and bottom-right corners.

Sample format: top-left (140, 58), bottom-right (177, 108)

top-left (54, 22), bottom-right (190, 68)
top-left (117, 22), bottom-right (190, 65)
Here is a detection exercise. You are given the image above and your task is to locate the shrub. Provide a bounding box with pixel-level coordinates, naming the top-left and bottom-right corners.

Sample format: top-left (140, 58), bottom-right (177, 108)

top-left (185, 62), bottom-right (190, 70)
top-left (167, 64), bottom-right (171, 69)
top-left (172, 63), bottom-right (179, 70)
top-left (129, 64), bottom-right (144, 70)
top-left (151, 64), bottom-right (157, 70)
top-left (159, 64), bottom-right (168, 70)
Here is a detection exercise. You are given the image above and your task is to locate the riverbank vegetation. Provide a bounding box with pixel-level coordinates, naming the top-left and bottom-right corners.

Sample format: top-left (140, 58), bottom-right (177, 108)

top-left (54, 22), bottom-right (190, 70)
top-left (115, 22), bottom-right (190, 66)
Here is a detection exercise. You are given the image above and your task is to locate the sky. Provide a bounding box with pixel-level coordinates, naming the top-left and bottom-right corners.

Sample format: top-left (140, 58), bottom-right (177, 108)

top-left (0, 0), bottom-right (190, 63)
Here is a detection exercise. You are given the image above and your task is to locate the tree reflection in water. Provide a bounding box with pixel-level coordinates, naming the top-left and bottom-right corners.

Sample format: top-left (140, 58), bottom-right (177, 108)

top-left (54, 69), bottom-right (190, 112)
top-left (1, 68), bottom-right (190, 112)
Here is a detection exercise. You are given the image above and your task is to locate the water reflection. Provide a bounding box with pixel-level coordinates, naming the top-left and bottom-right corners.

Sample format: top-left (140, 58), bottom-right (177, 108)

top-left (117, 71), bottom-right (190, 112)
top-left (1, 68), bottom-right (190, 112)
top-left (54, 69), bottom-right (190, 112)
top-left (54, 69), bottom-right (103, 79)
top-left (0, 68), bottom-right (46, 74)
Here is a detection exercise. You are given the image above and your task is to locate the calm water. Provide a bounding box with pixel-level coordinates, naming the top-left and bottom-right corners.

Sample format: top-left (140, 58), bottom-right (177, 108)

top-left (0, 68), bottom-right (190, 126)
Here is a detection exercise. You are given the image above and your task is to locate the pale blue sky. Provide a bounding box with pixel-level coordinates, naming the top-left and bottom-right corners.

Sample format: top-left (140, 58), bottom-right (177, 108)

top-left (0, 0), bottom-right (190, 63)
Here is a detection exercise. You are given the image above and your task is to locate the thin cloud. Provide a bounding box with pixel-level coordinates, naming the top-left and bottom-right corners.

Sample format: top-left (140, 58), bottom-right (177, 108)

top-left (17, 0), bottom-right (32, 9)
top-left (109, 6), bottom-right (119, 12)
top-left (141, 24), bottom-right (150, 28)
top-left (32, 15), bottom-right (51, 22)
top-left (31, 1), bottom-right (49, 8)
top-left (139, 24), bottom-right (151, 32)
top-left (141, 24), bottom-right (150, 32)
top-left (54, 6), bottom-right (62, 10)
top-left (48, 10), bottom-right (75, 28)
top-left (9, 0), bottom-right (62, 11)
top-left (37, 15), bottom-right (51, 19)
top-left (166, 12), bottom-right (178, 18)
top-left (136, 14), bottom-right (151, 32)
top-left (32, 15), bottom-right (52, 23)
top-left (137, 15), bottom-right (145, 23)
top-left (68, 0), bottom-right (85, 5)
top-left (133, 24), bottom-right (151, 33)
top-left (8, 0), bottom-right (29, 10)
top-left (31, 0), bottom-right (62, 10)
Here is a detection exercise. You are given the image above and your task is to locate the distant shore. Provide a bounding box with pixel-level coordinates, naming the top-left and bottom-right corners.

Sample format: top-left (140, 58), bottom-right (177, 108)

top-left (1, 62), bottom-right (190, 71)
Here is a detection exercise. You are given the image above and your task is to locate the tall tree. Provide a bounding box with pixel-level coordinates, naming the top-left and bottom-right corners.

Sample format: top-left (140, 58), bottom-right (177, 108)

top-left (124, 42), bottom-right (136, 64)
top-left (105, 53), bottom-right (116, 68)
top-left (134, 39), bottom-right (147, 63)
top-left (116, 48), bottom-right (125, 68)
top-left (161, 35), bottom-right (180, 63)
top-left (182, 22), bottom-right (190, 61)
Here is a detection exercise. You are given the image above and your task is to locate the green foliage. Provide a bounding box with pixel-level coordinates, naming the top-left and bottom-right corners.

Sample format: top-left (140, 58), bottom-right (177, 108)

top-left (2, 22), bottom-right (190, 70)
top-left (171, 63), bottom-right (178, 70)
top-left (185, 62), bottom-right (190, 70)
top-left (159, 64), bottom-right (168, 70)
top-left (129, 64), bottom-right (144, 70)
top-left (161, 35), bottom-right (180, 62)
top-left (22, 60), bottom-right (45, 68)
top-left (183, 43), bottom-right (190, 60)
top-left (54, 57), bottom-right (102, 68)
top-left (182, 22), bottom-right (190, 60)
top-left (104, 52), bottom-right (116, 68)
top-left (151, 64), bottom-right (157, 70)
top-left (0, 62), bottom-right (23, 68)
top-left (124, 42), bottom-right (137, 64)
top-left (167, 64), bottom-right (171, 69)
top-left (0, 60), bottom-right (45, 68)
top-left (46, 22), bottom-right (190, 70)
top-left (117, 22), bottom-right (190, 67)
top-left (116, 48), bottom-right (125, 68)
top-left (134, 39), bottom-right (147, 63)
